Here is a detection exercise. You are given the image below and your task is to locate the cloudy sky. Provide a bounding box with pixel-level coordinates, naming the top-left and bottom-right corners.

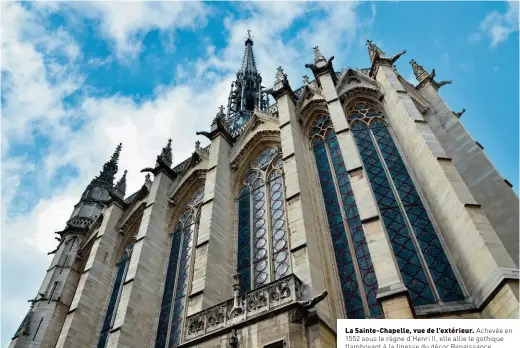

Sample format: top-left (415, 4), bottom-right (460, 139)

top-left (1, 0), bottom-right (518, 345)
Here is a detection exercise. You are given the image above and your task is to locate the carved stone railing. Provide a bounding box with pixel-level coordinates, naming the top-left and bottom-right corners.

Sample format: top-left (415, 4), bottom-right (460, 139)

top-left (183, 274), bottom-right (304, 343)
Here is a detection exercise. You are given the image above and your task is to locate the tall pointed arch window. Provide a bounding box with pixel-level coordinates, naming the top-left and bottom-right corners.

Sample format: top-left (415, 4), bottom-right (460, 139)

top-left (309, 115), bottom-right (381, 319)
top-left (97, 243), bottom-right (134, 348)
top-left (236, 146), bottom-right (290, 293)
top-left (347, 101), bottom-right (464, 307)
top-left (155, 187), bottom-right (204, 348)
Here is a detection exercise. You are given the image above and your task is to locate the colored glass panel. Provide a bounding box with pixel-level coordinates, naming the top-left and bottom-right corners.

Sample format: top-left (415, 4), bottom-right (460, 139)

top-left (268, 171), bottom-right (290, 280)
top-left (155, 224), bottom-right (183, 348)
top-left (351, 122), bottom-right (436, 306)
top-left (370, 122), bottom-right (464, 303)
top-left (97, 245), bottom-right (133, 348)
top-left (326, 131), bottom-right (382, 318)
top-left (155, 188), bottom-right (203, 348)
top-left (252, 177), bottom-right (269, 288)
top-left (236, 147), bottom-right (290, 291)
top-left (237, 187), bottom-right (251, 293)
top-left (313, 138), bottom-right (365, 319)
top-left (169, 219), bottom-right (194, 347)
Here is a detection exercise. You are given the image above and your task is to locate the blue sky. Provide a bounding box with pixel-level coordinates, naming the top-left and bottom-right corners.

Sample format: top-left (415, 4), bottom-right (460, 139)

top-left (1, 1), bottom-right (518, 345)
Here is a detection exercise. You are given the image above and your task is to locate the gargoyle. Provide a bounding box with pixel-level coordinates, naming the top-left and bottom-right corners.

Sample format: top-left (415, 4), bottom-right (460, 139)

top-left (140, 167), bottom-right (154, 173)
top-left (196, 131), bottom-right (211, 140)
top-left (436, 80), bottom-right (452, 88)
top-left (389, 50), bottom-right (406, 65)
top-left (298, 290), bottom-right (328, 309)
top-left (454, 109), bottom-right (465, 118)
top-left (304, 56), bottom-right (335, 71)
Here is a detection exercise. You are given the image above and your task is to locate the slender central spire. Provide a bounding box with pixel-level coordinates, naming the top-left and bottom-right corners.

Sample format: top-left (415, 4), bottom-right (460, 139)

top-left (241, 30), bottom-right (257, 74)
top-left (225, 30), bottom-right (268, 135)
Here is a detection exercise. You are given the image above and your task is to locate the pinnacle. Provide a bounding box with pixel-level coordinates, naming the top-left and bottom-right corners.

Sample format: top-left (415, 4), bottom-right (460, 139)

top-left (366, 40), bottom-right (385, 62)
top-left (114, 170), bottom-right (127, 197)
top-left (111, 143), bottom-right (122, 163)
top-left (158, 138), bottom-right (173, 167)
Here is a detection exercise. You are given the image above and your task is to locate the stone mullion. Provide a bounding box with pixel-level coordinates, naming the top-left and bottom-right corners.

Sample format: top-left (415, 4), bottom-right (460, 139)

top-left (55, 203), bottom-right (124, 348)
top-left (316, 72), bottom-right (409, 310)
top-left (374, 63), bottom-right (517, 309)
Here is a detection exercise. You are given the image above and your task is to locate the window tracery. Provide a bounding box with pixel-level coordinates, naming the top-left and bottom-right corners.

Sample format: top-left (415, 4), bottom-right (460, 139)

top-left (309, 115), bottom-right (381, 319)
top-left (235, 146), bottom-right (290, 293)
top-left (348, 101), bottom-right (465, 307)
top-left (155, 186), bottom-right (204, 348)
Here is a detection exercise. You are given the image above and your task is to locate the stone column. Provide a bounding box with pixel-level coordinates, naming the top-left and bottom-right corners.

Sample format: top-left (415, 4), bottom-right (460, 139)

top-left (55, 202), bottom-right (124, 348)
top-left (268, 67), bottom-right (332, 321)
top-left (106, 170), bottom-right (174, 348)
top-left (411, 62), bottom-right (519, 267)
top-left (187, 121), bottom-right (234, 314)
top-left (309, 49), bottom-right (410, 317)
top-left (373, 55), bottom-right (517, 309)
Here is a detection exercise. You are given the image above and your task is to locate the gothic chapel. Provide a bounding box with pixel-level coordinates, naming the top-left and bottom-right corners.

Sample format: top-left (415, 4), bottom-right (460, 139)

top-left (11, 33), bottom-right (519, 348)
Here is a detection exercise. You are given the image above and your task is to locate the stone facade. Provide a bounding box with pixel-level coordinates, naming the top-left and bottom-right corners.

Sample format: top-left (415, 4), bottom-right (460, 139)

top-left (10, 38), bottom-right (519, 348)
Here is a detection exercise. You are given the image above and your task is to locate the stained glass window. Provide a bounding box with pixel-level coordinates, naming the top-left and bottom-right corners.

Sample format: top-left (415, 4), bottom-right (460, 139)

top-left (348, 102), bottom-right (464, 307)
top-left (97, 243), bottom-right (134, 348)
top-left (309, 115), bottom-right (381, 319)
top-left (236, 146), bottom-right (290, 291)
top-left (155, 187), bottom-right (204, 348)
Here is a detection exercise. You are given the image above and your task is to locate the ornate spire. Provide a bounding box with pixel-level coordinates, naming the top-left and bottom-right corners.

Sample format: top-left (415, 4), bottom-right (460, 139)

top-left (367, 40), bottom-right (385, 63)
top-left (313, 46), bottom-right (327, 68)
top-left (158, 139), bottom-right (173, 167)
top-left (241, 29), bottom-right (257, 74)
top-left (114, 170), bottom-right (127, 199)
top-left (226, 30), bottom-right (268, 135)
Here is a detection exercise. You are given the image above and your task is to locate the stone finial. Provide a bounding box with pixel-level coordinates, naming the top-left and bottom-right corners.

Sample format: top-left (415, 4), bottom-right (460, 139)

top-left (303, 75), bottom-right (310, 85)
top-left (217, 105), bottom-right (225, 119)
top-left (195, 140), bottom-right (200, 151)
top-left (367, 40), bottom-right (386, 63)
top-left (158, 139), bottom-right (173, 167)
top-left (275, 66), bottom-right (286, 83)
top-left (313, 46), bottom-right (327, 67)
top-left (410, 59), bottom-right (430, 82)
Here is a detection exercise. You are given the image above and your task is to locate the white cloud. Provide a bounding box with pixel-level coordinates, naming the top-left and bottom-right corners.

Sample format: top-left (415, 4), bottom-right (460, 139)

top-left (62, 1), bottom-right (212, 60)
top-left (1, 1), bottom-right (376, 344)
top-left (470, 1), bottom-right (519, 47)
